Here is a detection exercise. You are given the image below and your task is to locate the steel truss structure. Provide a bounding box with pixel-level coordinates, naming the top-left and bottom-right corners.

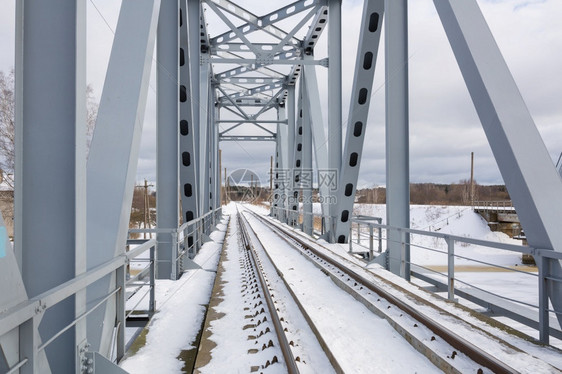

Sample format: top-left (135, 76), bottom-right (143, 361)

top-left (0, 0), bottom-right (561, 372)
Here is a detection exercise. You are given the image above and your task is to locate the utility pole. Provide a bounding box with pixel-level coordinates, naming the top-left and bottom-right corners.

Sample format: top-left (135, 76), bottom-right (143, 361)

top-left (219, 149), bottom-right (222, 207)
top-left (470, 152), bottom-right (474, 207)
top-left (142, 179), bottom-right (154, 239)
top-left (224, 168), bottom-right (228, 205)
top-left (251, 173), bottom-right (254, 201)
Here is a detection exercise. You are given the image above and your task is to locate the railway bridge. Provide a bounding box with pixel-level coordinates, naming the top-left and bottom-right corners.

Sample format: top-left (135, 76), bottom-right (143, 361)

top-left (1, 0), bottom-right (562, 372)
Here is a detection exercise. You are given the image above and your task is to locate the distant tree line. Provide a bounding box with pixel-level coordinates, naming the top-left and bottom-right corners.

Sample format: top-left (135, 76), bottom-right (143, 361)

top-left (357, 181), bottom-right (510, 205)
top-left (223, 180), bottom-right (510, 206)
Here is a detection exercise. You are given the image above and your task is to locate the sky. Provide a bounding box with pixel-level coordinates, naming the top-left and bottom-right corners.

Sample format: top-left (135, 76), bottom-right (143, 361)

top-left (0, 0), bottom-right (561, 188)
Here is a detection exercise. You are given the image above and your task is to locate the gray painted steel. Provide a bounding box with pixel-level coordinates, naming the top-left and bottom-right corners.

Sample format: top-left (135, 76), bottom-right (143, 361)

top-left (7, 0), bottom-right (562, 365)
top-left (334, 0), bottom-right (384, 243)
top-left (16, 2), bottom-right (85, 371)
top-left (328, 0), bottom-right (342, 227)
top-left (303, 60), bottom-right (331, 224)
top-left (434, 0), bottom-right (562, 328)
top-left (188, 0), bottom-right (201, 199)
top-left (200, 60), bottom-right (211, 215)
top-left (157, 0), bottom-right (180, 280)
top-left (85, 0), bottom-right (160, 357)
top-left (291, 85), bottom-right (304, 225)
top-left (278, 107), bottom-right (290, 224)
top-left (179, 0), bottom-right (200, 248)
top-left (302, 74), bottom-right (314, 235)
top-left (0, 210), bottom-right (48, 372)
top-left (385, 0), bottom-right (410, 278)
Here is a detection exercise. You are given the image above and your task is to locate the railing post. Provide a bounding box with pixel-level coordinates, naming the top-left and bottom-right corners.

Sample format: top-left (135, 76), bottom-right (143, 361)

top-left (171, 231), bottom-right (178, 280)
top-left (357, 222), bottom-right (361, 244)
top-left (400, 229), bottom-right (409, 281)
top-left (149, 243), bottom-right (156, 316)
top-left (538, 253), bottom-right (549, 344)
top-left (349, 225), bottom-right (353, 253)
top-left (19, 316), bottom-right (38, 374)
top-left (378, 225), bottom-right (383, 253)
top-left (369, 225), bottom-right (374, 260)
top-left (446, 236), bottom-right (455, 301)
top-left (115, 263), bottom-right (126, 362)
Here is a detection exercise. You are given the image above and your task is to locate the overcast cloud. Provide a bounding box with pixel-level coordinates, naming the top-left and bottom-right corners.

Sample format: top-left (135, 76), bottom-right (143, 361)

top-left (1, 0), bottom-right (561, 188)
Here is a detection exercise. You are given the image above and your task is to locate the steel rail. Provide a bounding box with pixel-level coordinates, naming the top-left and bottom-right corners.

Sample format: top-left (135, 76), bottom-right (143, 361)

top-left (237, 211), bottom-right (300, 374)
top-left (240, 210), bottom-right (345, 374)
top-left (246, 209), bottom-right (521, 374)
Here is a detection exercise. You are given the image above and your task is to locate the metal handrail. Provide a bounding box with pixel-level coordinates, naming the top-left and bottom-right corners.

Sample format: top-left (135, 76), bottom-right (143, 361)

top-left (271, 204), bottom-right (560, 344)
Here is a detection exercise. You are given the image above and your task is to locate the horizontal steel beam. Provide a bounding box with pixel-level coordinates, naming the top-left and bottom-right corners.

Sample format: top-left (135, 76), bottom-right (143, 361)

top-left (211, 43), bottom-right (299, 53)
top-left (205, 57), bottom-right (328, 66)
top-left (217, 120), bottom-right (286, 124)
top-left (219, 135), bottom-right (276, 142)
top-left (218, 76), bottom-right (284, 84)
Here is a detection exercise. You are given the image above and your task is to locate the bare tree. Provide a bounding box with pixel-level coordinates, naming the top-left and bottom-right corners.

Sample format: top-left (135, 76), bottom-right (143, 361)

top-left (86, 84), bottom-right (98, 152)
top-left (0, 69), bottom-right (98, 178)
top-left (0, 70), bottom-right (15, 184)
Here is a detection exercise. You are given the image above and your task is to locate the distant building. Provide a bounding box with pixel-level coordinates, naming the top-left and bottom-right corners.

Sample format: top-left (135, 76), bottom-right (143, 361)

top-left (0, 170), bottom-right (14, 238)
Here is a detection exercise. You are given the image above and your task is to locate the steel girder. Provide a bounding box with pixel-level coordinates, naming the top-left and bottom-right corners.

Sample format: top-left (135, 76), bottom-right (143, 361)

top-left (179, 0), bottom-right (200, 251)
top-left (333, 1), bottom-right (384, 243)
top-left (15, 1), bottom-right (88, 371)
top-left (328, 0), bottom-right (342, 226)
top-left (199, 60), bottom-right (211, 215)
top-left (290, 84), bottom-right (305, 226)
top-left (86, 0), bottom-right (161, 358)
top-left (303, 59), bottom-right (331, 225)
top-left (434, 0), bottom-right (562, 332)
top-left (301, 73), bottom-right (314, 235)
top-left (157, 0), bottom-right (180, 280)
top-left (208, 0), bottom-right (323, 46)
top-left (219, 136), bottom-right (276, 142)
top-left (278, 105), bottom-right (290, 224)
top-left (384, 0), bottom-right (411, 278)
top-left (188, 0), bottom-right (201, 198)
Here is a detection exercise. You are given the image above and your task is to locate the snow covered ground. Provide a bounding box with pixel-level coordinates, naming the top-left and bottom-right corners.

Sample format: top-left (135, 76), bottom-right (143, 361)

top-left (120, 218), bottom-right (228, 373)
top-left (118, 204), bottom-right (560, 373)
top-left (350, 204), bottom-right (524, 267)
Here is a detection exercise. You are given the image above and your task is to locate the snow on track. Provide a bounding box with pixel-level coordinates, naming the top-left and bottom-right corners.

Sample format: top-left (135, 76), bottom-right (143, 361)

top-left (244, 211), bottom-right (442, 373)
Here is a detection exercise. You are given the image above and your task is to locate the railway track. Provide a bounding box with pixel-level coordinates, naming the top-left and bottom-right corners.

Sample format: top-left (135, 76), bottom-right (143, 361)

top-left (238, 205), bottom-right (561, 374)
top-left (237, 210), bottom-right (301, 373)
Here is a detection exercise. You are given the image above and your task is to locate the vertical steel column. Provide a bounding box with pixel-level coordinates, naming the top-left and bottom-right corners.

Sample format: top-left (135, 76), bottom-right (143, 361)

top-left (291, 84), bottom-right (304, 227)
top-left (16, 2), bottom-right (86, 371)
top-left (179, 0), bottom-right (199, 248)
top-left (157, 0), bottom-right (180, 279)
top-left (286, 85), bottom-right (296, 224)
top-left (187, 0), bottom-right (201, 199)
top-left (209, 86), bottom-right (217, 213)
top-left (199, 60), bottom-right (210, 215)
top-left (215, 102), bottom-right (221, 212)
top-left (328, 0), bottom-right (342, 230)
top-left (279, 107), bottom-right (289, 223)
top-left (302, 75), bottom-right (313, 235)
top-left (303, 59), bottom-right (330, 226)
top-left (385, 0), bottom-right (410, 277)
top-left (273, 121), bottom-right (281, 218)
